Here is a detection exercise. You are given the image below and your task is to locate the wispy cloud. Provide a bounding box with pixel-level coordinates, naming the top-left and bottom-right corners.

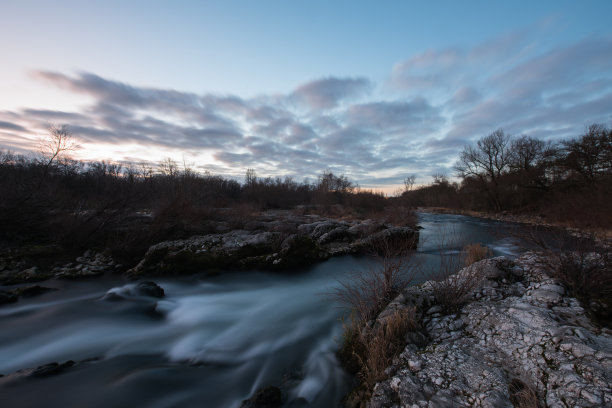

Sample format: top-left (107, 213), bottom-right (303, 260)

top-left (2, 32), bottom-right (611, 189)
top-left (291, 77), bottom-right (372, 110)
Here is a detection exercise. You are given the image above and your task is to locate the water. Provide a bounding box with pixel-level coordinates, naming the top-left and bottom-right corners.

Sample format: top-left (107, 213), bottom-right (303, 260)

top-left (0, 213), bottom-right (522, 407)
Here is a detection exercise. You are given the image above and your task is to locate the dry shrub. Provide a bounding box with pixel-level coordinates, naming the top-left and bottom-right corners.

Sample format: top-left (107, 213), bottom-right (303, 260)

top-left (461, 243), bottom-right (492, 266)
top-left (432, 261), bottom-right (485, 313)
top-left (522, 227), bottom-right (612, 327)
top-left (332, 236), bottom-right (421, 406)
top-left (341, 308), bottom-right (419, 406)
top-left (331, 235), bottom-right (419, 325)
top-left (508, 378), bottom-right (542, 408)
top-left (359, 308), bottom-right (418, 388)
top-left (423, 227), bottom-right (489, 313)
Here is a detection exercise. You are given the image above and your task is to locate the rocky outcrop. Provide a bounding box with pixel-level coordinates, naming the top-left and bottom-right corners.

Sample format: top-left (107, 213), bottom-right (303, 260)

top-left (127, 214), bottom-right (418, 277)
top-left (368, 254), bottom-right (612, 407)
top-left (0, 248), bottom-right (121, 285)
top-left (51, 250), bottom-right (121, 279)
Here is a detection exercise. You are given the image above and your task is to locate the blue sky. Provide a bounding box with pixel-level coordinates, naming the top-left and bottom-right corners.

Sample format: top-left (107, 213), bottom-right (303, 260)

top-left (1, 1), bottom-right (611, 191)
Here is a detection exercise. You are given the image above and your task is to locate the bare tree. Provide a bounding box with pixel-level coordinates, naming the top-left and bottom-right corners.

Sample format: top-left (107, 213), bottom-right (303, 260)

top-left (244, 168), bottom-right (257, 187)
top-left (509, 135), bottom-right (556, 190)
top-left (561, 124), bottom-right (612, 185)
top-left (158, 157), bottom-right (179, 177)
top-left (403, 174), bottom-right (416, 192)
top-left (455, 129), bottom-right (512, 211)
top-left (39, 124), bottom-right (78, 178)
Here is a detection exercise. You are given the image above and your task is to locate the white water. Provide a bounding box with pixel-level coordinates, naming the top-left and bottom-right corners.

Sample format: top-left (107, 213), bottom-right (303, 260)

top-left (0, 213), bottom-right (522, 407)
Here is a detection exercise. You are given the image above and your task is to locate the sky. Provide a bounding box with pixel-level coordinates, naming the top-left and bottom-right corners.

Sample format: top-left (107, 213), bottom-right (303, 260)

top-left (1, 0), bottom-right (611, 192)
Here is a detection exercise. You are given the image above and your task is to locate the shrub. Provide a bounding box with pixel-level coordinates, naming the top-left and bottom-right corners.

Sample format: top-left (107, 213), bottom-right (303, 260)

top-left (432, 260), bottom-right (486, 313)
top-left (524, 228), bottom-right (612, 327)
top-left (331, 235), bottom-right (419, 325)
top-left (461, 243), bottom-right (492, 266)
top-left (508, 378), bottom-right (542, 408)
top-left (341, 308), bottom-right (419, 407)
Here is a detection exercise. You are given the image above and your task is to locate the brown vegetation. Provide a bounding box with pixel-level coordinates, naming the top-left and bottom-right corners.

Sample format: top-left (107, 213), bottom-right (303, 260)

top-left (525, 229), bottom-right (612, 326)
top-left (342, 308), bottom-right (419, 407)
top-left (0, 128), bottom-right (405, 272)
top-left (331, 236), bottom-right (420, 406)
top-left (508, 378), bottom-right (542, 408)
top-left (461, 243), bottom-right (493, 266)
top-left (402, 123), bottom-right (612, 232)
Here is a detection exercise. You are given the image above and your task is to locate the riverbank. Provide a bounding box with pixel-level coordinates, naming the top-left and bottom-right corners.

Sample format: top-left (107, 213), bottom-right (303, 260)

top-left (366, 254), bottom-right (612, 407)
top-left (418, 207), bottom-right (612, 248)
top-left (0, 210), bottom-right (418, 302)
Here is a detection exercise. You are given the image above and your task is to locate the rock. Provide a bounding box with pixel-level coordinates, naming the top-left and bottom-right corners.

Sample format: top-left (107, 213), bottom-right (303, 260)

top-left (54, 251), bottom-right (117, 279)
top-left (353, 226), bottom-right (419, 254)
top-left (31, 361), bottom-right (75, 377)
top-left (14, 266), bottom-right (50, 283)
top-left (317, 225), bottom-right (350, 245)
top-left (241, 385), bottom-right (282, 408)
top-left (0, 290), bottom-right (18, 305)
top-left (367, 253), bottom-right (612, 408)
top-left (127, 214), bottom-right (419, 277)
top-left (134, 281), bottom-right (165, 298)
top-left (15, 285), bottom-right (57, 297)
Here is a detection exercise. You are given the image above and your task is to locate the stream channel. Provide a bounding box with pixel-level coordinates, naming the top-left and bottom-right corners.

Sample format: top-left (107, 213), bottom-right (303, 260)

top-left (0, 213), bottom-right (524, 407)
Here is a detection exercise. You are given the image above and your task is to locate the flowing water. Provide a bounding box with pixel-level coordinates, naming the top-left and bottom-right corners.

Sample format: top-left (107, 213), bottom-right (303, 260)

top-left (0, 213), bottom-right (523, 407)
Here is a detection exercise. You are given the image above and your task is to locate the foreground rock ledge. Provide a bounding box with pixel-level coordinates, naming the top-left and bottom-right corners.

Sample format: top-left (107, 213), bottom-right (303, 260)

top-left (369, 255), bottom-right (611, 408)
top-left (127, 214), bottom-right (418, 277)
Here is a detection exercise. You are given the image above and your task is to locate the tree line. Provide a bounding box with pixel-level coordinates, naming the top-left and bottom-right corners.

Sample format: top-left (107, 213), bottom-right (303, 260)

top-left (402, 123), bottom-right (612, 228)
top-left (0, 128), bottom-right (392, 261)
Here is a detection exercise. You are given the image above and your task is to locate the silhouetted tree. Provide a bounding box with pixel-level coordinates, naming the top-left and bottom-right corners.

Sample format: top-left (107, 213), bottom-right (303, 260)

top-left (455, 129), bottom-right (512, 211)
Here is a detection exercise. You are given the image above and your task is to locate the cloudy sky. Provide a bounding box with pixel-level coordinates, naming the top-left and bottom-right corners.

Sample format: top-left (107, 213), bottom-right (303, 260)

top-left (1, 1), bottom-right (611, 191)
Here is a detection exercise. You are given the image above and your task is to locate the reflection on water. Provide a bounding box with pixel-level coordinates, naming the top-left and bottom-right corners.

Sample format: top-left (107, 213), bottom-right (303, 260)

top-left (0, 213), bottom-right (522, 407)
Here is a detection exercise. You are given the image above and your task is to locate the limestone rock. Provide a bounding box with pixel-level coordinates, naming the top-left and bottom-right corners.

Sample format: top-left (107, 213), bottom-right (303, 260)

top-left (368, 253), bottom-right (612, 408)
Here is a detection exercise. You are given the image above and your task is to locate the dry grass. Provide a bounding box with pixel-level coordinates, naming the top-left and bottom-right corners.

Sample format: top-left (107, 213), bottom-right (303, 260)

top-left (332, 235), bottom-right (420, 406)
top-left (508, 378), bottom-right (542, 408)
top-left (432, 260), bottom-right (486, 313)
top-left (341, 308), bottom-right (419, 407)
top-left (521, 227), bottom-right (612, 327)
top-left (331, 234), bottom-right (419, 325)
top-left (357, 308), bottom-right (418, 388)
top-left (461, 243), bottom-right (493, 266)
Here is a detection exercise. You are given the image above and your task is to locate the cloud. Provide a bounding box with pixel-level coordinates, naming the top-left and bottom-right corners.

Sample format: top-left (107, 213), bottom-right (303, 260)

top-left (4, 30), bottom-right (612, 189)
top-left (0, 121), bottom-right (27, 132)
top-left (292, 77), bottom-right (371, 110)
top-left (391, 48), bottom-right (462, 90)
top-left (345, 98), bottom-right (443, 134)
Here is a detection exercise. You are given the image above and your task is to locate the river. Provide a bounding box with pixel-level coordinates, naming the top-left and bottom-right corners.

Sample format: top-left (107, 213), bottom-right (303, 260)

top-left (0, 213), bottom-right (523, 407)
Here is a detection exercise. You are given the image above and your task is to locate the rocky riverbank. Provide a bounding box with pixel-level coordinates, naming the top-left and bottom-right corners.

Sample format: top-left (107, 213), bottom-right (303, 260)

top-left (0, 211), bottom-right (418, 287)
top-left (367, 254), bottom-right (611, 407)
top-left (126, 213), bottom-right (417, 277)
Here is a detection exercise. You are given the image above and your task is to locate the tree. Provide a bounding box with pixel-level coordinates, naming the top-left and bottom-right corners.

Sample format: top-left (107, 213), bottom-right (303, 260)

top-left (244, 168), bottom-right (257, 187)
top-left (560, 124), bottom-right (612, 185)
top-left (158, 157), bottom-right (179, 177)
top-left (403, 175), bottom-right (416, 192)
top-left (455, 129), bottom-right (512, 211)
top-left (39, 124), bottom-right (78, 178)
top-left (317, 171), bottom-right (354, 193)
top-left (508, 135), bottom-right (556, 190)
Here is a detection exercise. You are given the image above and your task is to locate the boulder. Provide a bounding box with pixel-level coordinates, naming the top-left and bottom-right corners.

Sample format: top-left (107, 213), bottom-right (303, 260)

top-left (0, 290), bottom-right (17, 305)
top-left (134, 281), bottom-right (165, 298)
top-left (240, 386), bottom-right (282, 408)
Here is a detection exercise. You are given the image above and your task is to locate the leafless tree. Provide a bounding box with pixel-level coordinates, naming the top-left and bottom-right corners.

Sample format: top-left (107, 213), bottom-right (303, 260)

top-left (455, 129), bottom-right (512, 211)
top-left (158, 157), bottom-right (179, 177)
top-left (39, 124), bottom-right (78, 178)
top-left (509, 135), bottom-right (556, 190)
top-left (403, 174), bottom-right (416, 192)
